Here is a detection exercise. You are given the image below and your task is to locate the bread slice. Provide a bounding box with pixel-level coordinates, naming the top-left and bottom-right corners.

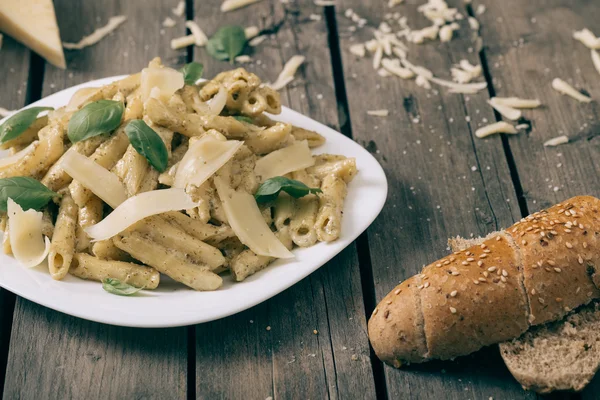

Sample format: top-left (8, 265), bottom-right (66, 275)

top-left (499, 302), bottom-right (600, 393)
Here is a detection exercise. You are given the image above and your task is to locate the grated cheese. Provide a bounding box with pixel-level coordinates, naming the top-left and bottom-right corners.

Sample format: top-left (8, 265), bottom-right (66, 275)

top-left (415, 75), bottom-right (431, 89)
top-left (468, 17), bottom-right (479, 31)
top-left (381, 58), bottom-right (414, 79)
top-left (488, 98), bottom-right (522, 120)
top-left (515, 123), bottom-right (530, 130)
top-left (63, 16), bottom-right (127, 50)
top-left (170, 35), bottom-right (195, 50)
top-left (476, 4), bottom-right (486, 15)
top-left (249, 35), bottom-right (267, 47)
top-left (475, 121), bottom-right (518, 138)
top-left (85, 189), bottom-right (197, 241)
top-left (186, 21), bottom-right (208, 46)
top-left (172, 1), bottom-right (185, 17)
top-left (409, 25), bottom-right (439, 44)
top-left (377, 68), bottom-right (392, 77)
top-left (268, 55), bottom-right (305, 90)
top-left (491, 97), bottom-right (541, 109)
top-left (244, 26), bottom-right (259, 40)
top-left (544, 135), bottom-right (569, 147)
top-left (573, 28), bottom-right (600, 50)
top-left (428, 76), bottom-right (487, 93)
top-left (254, 140), bottom-right (314, 181)
top-left (373, 45), bottom-right (383, 69)
top-left (162, 17), bottom-right (176, 28)
top-left (314, 0), bottom-right (336, 5)
top-left (551, 78), bottom-right (592, 103)
top-left (591, 50), bottom-right (600, 77)
top-left (367, 109), bottom-right (390, 117)
top-left (7, 199), bottom-right (51, 268)
top-left (349, 44), bottom-right (366, 58)
top-left (439, 25), bottom-right (454, 43)
top-left (235, 55), bottom-right (252, 63)
top-left (221, 0), bottom-right (263, 12)
top-left (388, 0), bottom-right (404, 6)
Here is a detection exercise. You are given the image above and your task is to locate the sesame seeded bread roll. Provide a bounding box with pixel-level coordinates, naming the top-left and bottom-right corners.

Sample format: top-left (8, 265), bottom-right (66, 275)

top-left (369, 196), bottom-right (600, 366)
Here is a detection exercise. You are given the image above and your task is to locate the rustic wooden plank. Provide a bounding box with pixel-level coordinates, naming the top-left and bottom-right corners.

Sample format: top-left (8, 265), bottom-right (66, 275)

top-left (192, 0), bottom-right (377, 398)
top-left (3, 1), bottom-right (188, 399)
top-left (473, 0), bottom-right (600, 395)
top-left (335, 0), bottom-right (534, 398)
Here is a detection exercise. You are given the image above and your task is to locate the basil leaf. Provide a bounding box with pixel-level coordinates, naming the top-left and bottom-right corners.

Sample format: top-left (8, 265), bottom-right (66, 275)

top-left (233, 115), bottom-right (254, 124)
top-left (255, 176), bottom-right (322, 203)
top-left (0, 177), bottom-right (58, 212)
top-left (0, 107), bottom-right (53, 145)
top-left (207, 25), bottom-right (247, 63)
top-left (180, 62), bottom-right (204, 85)
top-left (68, 100), bottom-right (124, 143)
top-left (124, 120), bottom-right (168, 173)
top-left (102, 278), bottom-right (143, 296)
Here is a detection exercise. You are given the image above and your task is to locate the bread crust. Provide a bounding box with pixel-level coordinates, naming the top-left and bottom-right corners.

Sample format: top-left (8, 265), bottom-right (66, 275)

top-left (369, 196), bottom-right (600, 365)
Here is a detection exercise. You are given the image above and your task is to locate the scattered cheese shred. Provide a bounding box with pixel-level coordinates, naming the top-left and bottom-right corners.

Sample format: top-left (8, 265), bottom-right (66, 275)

top-left (381, 58), bottom-right (414, 79)
top-left (591, 50), bottom-right (600, 77)
top-left (235, 55), bottom-right (252, 63)
top-left (491, 97), bottom-right (541, 109)
top-left (551, 78), bottom-right (592, 103)
top-left (185, 21), bottom-right (208, 46)
top-left (221, 0), bottom-right (263, 12)
top-left (172, 1), bottom-right (186, 17)
top-left (162, 17), bottom-right (177, 28)
top-left (85, 189), bottom-right (197, 241)
top-left (544, 135), bottom-right (569, 147)
top-left (7, 199), bottom-right (51, 268)
top-left (349, 44), bottom-right (366, 58)
top-left (254, 140), bottom-right (314, 181)
top-left (475, 121), bottom-right (518, 138)
top-left (468, 17), bottom-right (480, 31)
top-left (244, 26), bottom-right (260, 40)
top-left (314, 0), bottom-right (336, 5)
top-left (249, 35), bottom-right (267, 47)
top-left (0, 142), bottom-right (36, 169)
top-left (171, 35), bottom-right (196, 50)
top-left (367, 109), bottom-right (390, 117)
top-left (268, 55), bottom-right (305, 90)
top-left (439, 25), bottom-right (454, 43)
top-left (214, 177), bottom-right (294, 259)
top-left (428, 76), bottom-right (487, 93)
top-left (573, 28), bottom-right (600, 50)
top-left (488, 98), bottom-right (522, 120)
top-left (63, 16), bottom-right (127, 50)
top-left (174, 133), bottom-right (243, 189)
top-left (60, 149), bottom-right (127, 208)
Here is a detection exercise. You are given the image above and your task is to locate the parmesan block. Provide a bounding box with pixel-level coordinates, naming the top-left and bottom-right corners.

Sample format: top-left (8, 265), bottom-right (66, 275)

top-left (7, 198), bottom-right (51, 268)
top-left (0, 0), bottom-right (66, 68)
top-left (254, 140), bottom-right (315, 181)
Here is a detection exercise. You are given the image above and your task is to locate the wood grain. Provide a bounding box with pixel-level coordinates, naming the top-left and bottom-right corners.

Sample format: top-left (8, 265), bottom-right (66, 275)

top-left (335, 0), bottom-right (533, 398)
top-left (474, 0), bottom-right (600, 395)
top-left (3, 1), bottom-right (188, 398)
top-left (192, 0), bottom-right (376, 398)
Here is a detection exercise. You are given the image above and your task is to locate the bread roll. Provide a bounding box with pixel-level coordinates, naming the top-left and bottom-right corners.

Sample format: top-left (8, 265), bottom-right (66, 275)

top-left (368, 196), bottom-right (600, 366)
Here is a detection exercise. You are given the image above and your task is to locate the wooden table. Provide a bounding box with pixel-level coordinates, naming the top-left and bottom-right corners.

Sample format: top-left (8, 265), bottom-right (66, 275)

top-left (1, 0), bottom-right (599, 398)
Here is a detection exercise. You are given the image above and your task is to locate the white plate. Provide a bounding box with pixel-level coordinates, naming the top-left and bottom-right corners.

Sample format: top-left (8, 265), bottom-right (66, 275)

top-left (0, 76), bottom-right (387, 328)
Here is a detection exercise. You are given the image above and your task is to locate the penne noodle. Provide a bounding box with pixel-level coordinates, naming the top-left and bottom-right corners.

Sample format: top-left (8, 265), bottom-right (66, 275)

top-left (76, 196), bottom-right (103, 252)
top-left (315, 175), bottom-right (347, 242)
top-left (70, 253), bottom-right (159, 289)
top-left (49, 195), bottom-right (78, 280)
top-left (92, 240), bottom-right (134, 262)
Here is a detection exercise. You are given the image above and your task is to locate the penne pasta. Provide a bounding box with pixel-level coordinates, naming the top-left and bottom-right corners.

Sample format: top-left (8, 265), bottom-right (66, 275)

top-left (315, 175), bottom-right (347, 242)
top-left (76, 196), bottom-right (103, 252)
top-left (49, 194), bottom-right (78, 280)
top-left (70, 253), bottom-right (159, 289)
top-left (92, 240), bottom-right (134, 262)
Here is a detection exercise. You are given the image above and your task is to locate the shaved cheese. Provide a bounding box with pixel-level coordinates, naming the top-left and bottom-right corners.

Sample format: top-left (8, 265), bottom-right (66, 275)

top-left (0, 142), bottom-right (36, 169)
top-left (235, 55), bottom-right (252, 63)
top-left (206, 86), bottom-right (228, 115)
top-left (244, 26), bottom-right (260, 40)
top-left (172, 1), bottom-right (185, 17)
top-left (515, 123), bottom-right (530, 130)
top-left (573, 28), bottom-right (600, 49)
top-left (0, 107), bottom-right (15, 118)
top-left (367, 109), bottom-right (390, 117)
top-left (381, 58), bottom-right (415, 79)
top-left (365, 40), bottom-right (379, 53)
top-left (162, 17), bottom-right (176, 28)
top-left (140, 65), bottom-right (184, 103)
top-left (171, 35), bottom-right (196, 50)
top-left (214, 177), bottom-right (293, 259)
top-left (416, 75), bottom-right (431, 89)
top-left (491, 97), bottom-right (541, 109)
top-left (349, 44), bottom-right (366, 57)
top-left (249, 35), bottom-right (267, 46)
top-left (221, 0), bottom-right (263, 12)
top-left (85, 189), bottom-right (196, 241)
top-left (409, 25), bottom-right (439, 44)
top-left (314, 0), bottom-right (336, 5)
top-left (468, 17), bottom-right (479, 30)
top-left (452, 61), bottom-right (482, 84)
top-left (439, 25), bottom-right (454, 42)
top-left (185, 21), bottom-right (208, 46)
top-left (63, 16), bottom-right (127, 50)
top-left (475, 121), bottom-right (518, 138)
top-left (255, 140), bottom-right (314, 181)
top-left (377, 68), bottom-right (392, 77)
top-left (372, 46), bottom-right (383, 70)
top-left (429, 76), bottom-right (487, 93)
top-left (66, 87), bottom-right (100, 111)
top-left (544, 135), bottom-right (569, 147)
top-left (388, 0), bottom-right (404, 6)
top-left (488, 98), bottom-right (522, 120)
top-left (269, 55), bottom-right (305, 90)
top-left (7, 198), bottom-right (51, 268)
top-left (60, 149), bottom-right (127, 208)
top-left (174, 134), bottom-right (243, 189)
top-left (551, 78), bottom-right (592, 103)
top-left (591, 50), bottom-right (600, 77)
top-left (401, 59), bottom-right (433, 79)
top-left (459, 60), bottom-right (481, 74)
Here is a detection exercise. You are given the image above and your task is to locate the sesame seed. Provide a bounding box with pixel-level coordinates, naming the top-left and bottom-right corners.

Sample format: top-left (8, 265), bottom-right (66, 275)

top-left (383, 311), bottom-right (389, 319)
top-left (452, 271), bottom-right (460, 276)
top-left (538, 298), bottom-right (545, 304)
top-left (473, 279), bottom-right (480, 285)
top-left (565, 242), bottom-right (573, 249)
top-left (417, 285), bottom-right (424, 289)
top-left (450, 290), bottom-right (458, 297)
top-left (545, 267), bottom-right (552, 272)
top-left (436, 263), bottom-right (442, 267)
top-left (477, 261), bottom-right (484, 267)
top-left (548, 260), bottom-right (556, 266)
top-left (522, 240), bottom-right (527, 245)
top-left (443, 260), bottom-right (450, 265)
top-left (462, 261), bottom-right (469, 266)
top-left (424, 282), bottom-right (430, 288)
top-left (556, 297), bottom-right (563, 302)
top-left (554, 267), bottom-right (562, 273)
top-left (496, 236), bottom-right (502, 241)
top-left (502, 270), bottom-right (508, 277)
top-left (468, 257), bottom-right (476, 262)
top-left (266, 326), bottom-right (272, 331)
top-left (565, 229), bottom-right (572, 233)
top-left (550, 230), bottom-right (558, 235)
top-left (373, 308), bottom-right (378, 315)
top-left (500, 276), bottom-right (507, 282)
top-left (576, 287), bottom-right (581, 294)
top-left (386, 300), bottom-right (392, 305)
top-left (450, 307), bottom-right (457, 314)
top-left (481, 244), bottom-right (487, 249)
top-left (526, 227), bottom-right (533, 231)
top-left (313, 329), bottom-right (319, 334)
top-left (583, 242), bottom-right (588, 249)
top-left (540, 232), bottom-right (545, 237)
top-left (449, 257), bottom-right (456, 262)
top-left (483, 271), bottom-right (489, 277)
top-left (479, 277), bottom-right (487, 282)
top-left (536, 261), bottom-right (543, 268)
top-left (394, 289), bottom-right (401, 295)
top-left (579, 223), bottom-right (584, 229)
top-left (479, 254), bottom-right (488, 258)
top-left (484, 249), bottom-right (491, 253)
top-left (488, 266), bottom-right (497, 272)
top-left (531, 288), bottom-right (536, 295)
top-left (578, 255), bottom-right (584, 264)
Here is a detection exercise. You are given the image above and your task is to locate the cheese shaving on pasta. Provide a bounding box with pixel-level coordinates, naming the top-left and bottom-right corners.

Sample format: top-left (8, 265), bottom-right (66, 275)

top-left (254, 140), bottom-right (315, 181)
top-left (60, 149), bottom-right (127, 208)
top-left (0, 142), bottom-right (36, 169)
top-left (85, 189), bottom-right (197, 241)
top-left (63, 16), bottom-right (127, 50)
top-left (140, 65), bottom-right (184, 103)
top-left (551, 78), bottom-right (592, 103)
top-left (173, 134), bottom-right (243, 189)
top-left (66, 87), bottom-right (101, 111)
top-left (7, 199), bottom-right (51, 268)
top-left (214, 177), bottom-right (294, 259)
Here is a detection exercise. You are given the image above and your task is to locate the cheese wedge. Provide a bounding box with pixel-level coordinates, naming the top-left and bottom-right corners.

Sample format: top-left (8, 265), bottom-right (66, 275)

top-left (0, 0), bottom-right (66, 68)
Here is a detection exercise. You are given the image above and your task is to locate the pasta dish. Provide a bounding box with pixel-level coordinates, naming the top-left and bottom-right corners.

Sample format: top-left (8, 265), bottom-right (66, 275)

top-left (0, 58), bottom-right (357, 293)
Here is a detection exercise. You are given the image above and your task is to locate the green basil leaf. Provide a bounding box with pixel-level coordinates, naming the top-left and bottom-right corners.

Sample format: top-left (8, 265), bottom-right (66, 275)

top-left (68, 100), bottom-right (124, 143)
top-left (102, 278), bottom-right (143, 296)
top-left (207, 25), bottom-right (247, 63)
top-left (255, 176), bottom-right (322, 203)
top-left (0, 107), bottom-right (53, 145)
top-left (124, 120), bottom-right (169, 173)
top-left (180, 62), bottom-right (204, 85)
top-left (233, 115), bottom-right (254, 124)
top-left (0, 177), bottom-right (58, 212)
